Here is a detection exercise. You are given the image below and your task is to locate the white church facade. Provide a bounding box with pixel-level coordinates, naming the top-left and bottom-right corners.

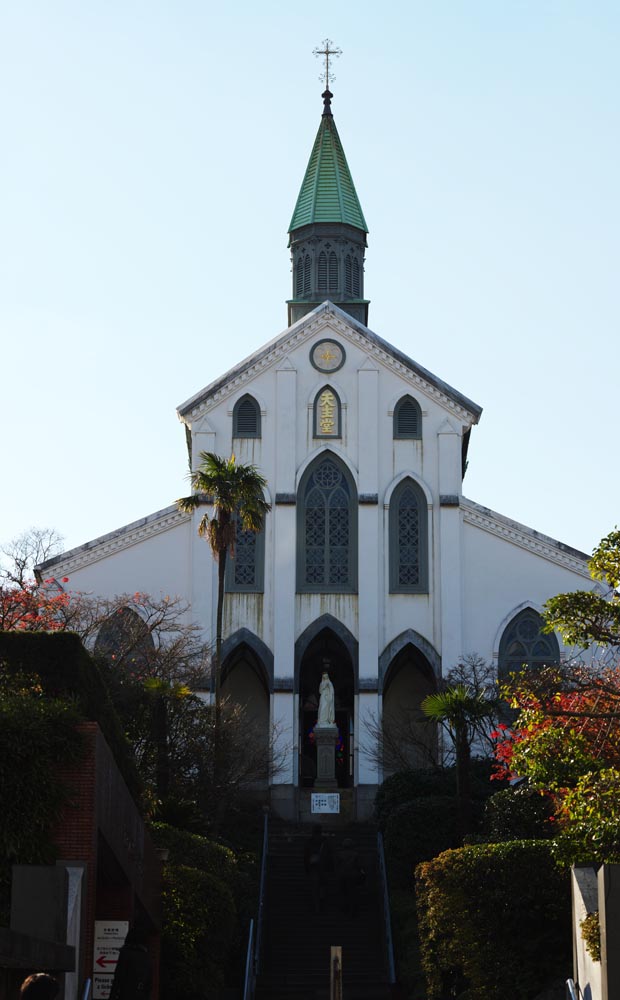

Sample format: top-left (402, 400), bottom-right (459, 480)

top-left (41, 85), bottom-right (594, 818)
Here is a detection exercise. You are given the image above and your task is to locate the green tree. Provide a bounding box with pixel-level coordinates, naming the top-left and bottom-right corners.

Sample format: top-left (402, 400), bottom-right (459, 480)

top-left (176, 453), bottom-right (270, 782)
top-left (544, 528), bottom-right (620, 649)
top-left (421, 684), bottom-right (495, 837)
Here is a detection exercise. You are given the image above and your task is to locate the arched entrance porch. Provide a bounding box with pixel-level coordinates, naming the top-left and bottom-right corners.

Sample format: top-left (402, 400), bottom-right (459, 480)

top-left (380, 632), bottom-right (439, 776)
top-left (220, 630), bottom-right (272, 788)
top-left (295, 616), bottom-right (357, 789)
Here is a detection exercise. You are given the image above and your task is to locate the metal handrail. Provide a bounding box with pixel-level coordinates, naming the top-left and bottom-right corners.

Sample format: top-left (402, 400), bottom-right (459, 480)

top-left (377, 831), bottom-right (396, 984)
top-left (566, 979), bottom-right (580, 1000)
top-left (242, 811), bottom-right (269, 1000)
top-left (254, 811), bottom-right (269, 978)
top-left (242, 919), bottom-right (255, 1000)
top-left (81, 978), bottom-right (92, 1000)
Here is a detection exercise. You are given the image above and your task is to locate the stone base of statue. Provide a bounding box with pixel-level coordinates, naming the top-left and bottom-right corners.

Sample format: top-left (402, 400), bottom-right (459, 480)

top-left (314, 724), bottom-right (339, 789)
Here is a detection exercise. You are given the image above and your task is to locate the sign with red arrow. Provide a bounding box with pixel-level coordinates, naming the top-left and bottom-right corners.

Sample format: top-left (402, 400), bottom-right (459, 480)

top-left (92, 921), bottom-right (128, 1000)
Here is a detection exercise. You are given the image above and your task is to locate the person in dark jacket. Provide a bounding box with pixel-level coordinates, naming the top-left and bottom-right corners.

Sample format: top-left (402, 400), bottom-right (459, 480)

top-left (19, 974), bottom-right (59, 1000)
top-left (109, 928), bottom-right (153, 1000)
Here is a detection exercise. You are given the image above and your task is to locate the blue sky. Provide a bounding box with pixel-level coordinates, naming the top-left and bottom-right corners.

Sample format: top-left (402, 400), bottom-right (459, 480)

top-left (1, 2), bottom-right (618, 559)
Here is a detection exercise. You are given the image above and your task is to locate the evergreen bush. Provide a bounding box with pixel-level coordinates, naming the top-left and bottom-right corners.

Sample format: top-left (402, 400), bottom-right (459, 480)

top-left (161, 864), bottom-right (236, 999)
top-left (384, 797), bottom-right (458, 884)
top-left (484, 787), bottom-right (554, 842)
top-left (416, 840), bottom-right (570, 999)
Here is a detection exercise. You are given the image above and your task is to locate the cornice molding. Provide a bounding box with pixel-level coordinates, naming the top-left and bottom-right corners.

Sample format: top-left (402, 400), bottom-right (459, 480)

top-left (461, 499), bottom-right (591, 577)
top-left (181, 305), bottom-right (478, 425)
top-left (42, 508), bottom-right (191, 576)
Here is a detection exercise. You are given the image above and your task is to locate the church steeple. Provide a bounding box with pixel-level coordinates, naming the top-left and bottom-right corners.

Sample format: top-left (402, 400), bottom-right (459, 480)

top-left (287, 65), bottom-right (369, 326)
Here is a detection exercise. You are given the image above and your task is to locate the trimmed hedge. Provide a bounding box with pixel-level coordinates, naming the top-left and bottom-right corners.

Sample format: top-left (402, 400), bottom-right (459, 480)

top-left (161, 864), bottom-right (236, 999)
top-left (375, 762), bottom-right (502, 830)
top-left (0, 631), bottom-right (142, 797)
top-left (484, 787), bottom-right (555, 843)
top-left (150, 822), bottom-right (237, 881)
top-left (416, 840), bottom-right (571, 1000)
top-left (384, 797), bottom-right (458, 884)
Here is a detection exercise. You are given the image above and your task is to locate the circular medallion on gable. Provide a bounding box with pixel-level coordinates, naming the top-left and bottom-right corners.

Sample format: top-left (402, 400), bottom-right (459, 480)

top-left (310, 339), bottom-right (345, 373)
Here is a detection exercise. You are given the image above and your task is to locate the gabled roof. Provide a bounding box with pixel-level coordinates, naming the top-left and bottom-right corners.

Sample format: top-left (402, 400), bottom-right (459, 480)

top-left (177, 300), bottom-right (483, 423)
top-left (288, 92), bottom-right (367, 233)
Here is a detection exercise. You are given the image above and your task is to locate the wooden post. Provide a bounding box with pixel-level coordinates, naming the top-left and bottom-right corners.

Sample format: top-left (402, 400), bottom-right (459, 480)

top-left (330, 945), bottom-right (343, 1000)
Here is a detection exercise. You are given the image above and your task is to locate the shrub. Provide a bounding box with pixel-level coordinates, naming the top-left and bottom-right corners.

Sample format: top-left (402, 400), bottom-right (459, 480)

top-left (0, 674), bottom-right (83, 923)
top-left (375, 770), bottom-right (456, 827)
top-left (384, 797), bottom-right (458, 885)
top-left (161, 864), bottom-right (236, 999)
top-left (484, 787), bottom-right (554, 842)
top-left (416, 840), bottom-right (570, 999)
top-left (150, 822), bottom-right (237, 880)
top-left (0, 632), bottom-right (141, 796)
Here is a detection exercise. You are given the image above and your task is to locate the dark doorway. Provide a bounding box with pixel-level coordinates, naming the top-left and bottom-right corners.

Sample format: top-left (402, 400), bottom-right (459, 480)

top-left (298, 627), bottom-right (355, 788)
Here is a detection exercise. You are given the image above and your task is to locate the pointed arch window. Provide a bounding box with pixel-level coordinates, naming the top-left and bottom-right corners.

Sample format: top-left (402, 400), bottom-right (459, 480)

top-left (394, 395), bottom-right (422, 439)
top-left (303, 255), bottom-right (311, 295)
top-left (225, 515), bottom-right (265, 593)
top-left (94, 606), bottom-right (154, 669)
top-left (345, 255), bottom-right (352, 296)
top-left (313, 386), bottom-right (341, 438)
top-left (233, 395), bottom-right (261, 438)
top-left (389, 478), bottom-right (428, 593)
top-left (498, 609), bottom-right (560, 680)
top-left (328, 252), bottom-right (338, 292)
top-left (296, 257), bottom-right (304, 296)
top-left (352, 258), bottom-right (360, 297)
top-left (297, 454), bottom-right (357, 593)
top-left (318, 252), bottom-right (328, 293)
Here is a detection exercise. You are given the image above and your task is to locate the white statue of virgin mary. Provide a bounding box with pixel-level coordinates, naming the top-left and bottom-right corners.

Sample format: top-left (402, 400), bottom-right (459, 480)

top-left (317, 671), bottom-right (335, 727)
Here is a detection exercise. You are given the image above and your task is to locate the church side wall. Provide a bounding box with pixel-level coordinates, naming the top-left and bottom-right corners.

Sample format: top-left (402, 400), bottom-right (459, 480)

top-left (461, 516), bottom-right (593, 666)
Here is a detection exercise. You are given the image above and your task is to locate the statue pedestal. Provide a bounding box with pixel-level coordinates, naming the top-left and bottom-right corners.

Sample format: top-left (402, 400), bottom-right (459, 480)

top-left (314, 724), bottom-right (339, 790)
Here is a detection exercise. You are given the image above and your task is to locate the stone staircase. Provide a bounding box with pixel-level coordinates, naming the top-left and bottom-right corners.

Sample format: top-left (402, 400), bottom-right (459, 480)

top-left (255, 820), bottom-right (392, 999)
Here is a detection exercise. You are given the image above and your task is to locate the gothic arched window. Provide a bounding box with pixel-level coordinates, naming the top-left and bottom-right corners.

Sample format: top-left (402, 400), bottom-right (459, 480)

top-left (296, 257), bottom-right (304, 296)
top-left (394, 395), bottom-right (422, 439)
top-left (328, 252), bottom-right (338, 292)
top-left (345, 255), bottom-right (352, 295)
top-left (233, 395), bottom-right (261, 438)
top-left (297, 454), bottom-right (357, 593)
top-left (94, 606), bottom-right (154, 671)
top-left (303, 255), bottom-right (311, 295)
top-left (352, 258), bottom-right (360, 297)
top-left (225, 516), bottom-right (265, 593)
top-left (313, 386), bottom-right (341, 438)
top-left (498, 609), bottom-right (560, 680)
top-left (318, 252), bottom-right (328, 293)
top-left (389, 478), bottom-right (428, 593)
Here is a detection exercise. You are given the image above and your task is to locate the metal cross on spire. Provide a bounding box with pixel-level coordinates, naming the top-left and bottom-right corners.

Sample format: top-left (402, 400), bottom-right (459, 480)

top-left (313, 38), bottom-right (342, 90)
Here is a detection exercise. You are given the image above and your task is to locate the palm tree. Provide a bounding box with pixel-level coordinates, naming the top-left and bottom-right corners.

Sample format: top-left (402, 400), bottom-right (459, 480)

top-left (421, 683), bottom-right (494, 838)
top-left (177, 452), bottom-right (271, 729)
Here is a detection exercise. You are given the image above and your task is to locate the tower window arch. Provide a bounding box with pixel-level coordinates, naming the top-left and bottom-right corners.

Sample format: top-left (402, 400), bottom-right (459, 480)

top-left (389, 478), bottom-right (429, 593)
top-left (498, 609), bottom-right (560, 680)
top-left (303, 255), bottom-right (311, 295)
top-left (225, 515), bottom-right (265, 593)
top-left (296, 257), bottom-right (304, 296)
top-left (394, 395), bottom-right (422, 439)
top-left (328, 252), bottom-right (338, 292)
top-left (318, 252), bottom-right (327, 293)
top-left (345, 255), bottom-right (352, 296)
top-left (352, 258), bottom-right (360, 297)
top-left (233, 395), bottom-right (261, 438)
top-left (313, 386), bottom-right (341, 438)
top-left (297, 454), bottom-right (357, 593)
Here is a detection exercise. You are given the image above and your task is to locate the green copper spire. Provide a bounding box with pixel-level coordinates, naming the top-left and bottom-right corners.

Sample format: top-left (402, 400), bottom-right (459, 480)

top-left (287, 78), bottom-right (370, 328)
top-left (288, 89), bottom-right (368, 233)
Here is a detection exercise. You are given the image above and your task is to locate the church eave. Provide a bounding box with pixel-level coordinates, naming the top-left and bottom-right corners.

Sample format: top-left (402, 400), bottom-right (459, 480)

top-left (177, 301), bottom-right (483, 424)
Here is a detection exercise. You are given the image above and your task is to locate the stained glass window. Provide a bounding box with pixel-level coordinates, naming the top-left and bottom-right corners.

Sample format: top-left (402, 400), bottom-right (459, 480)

top-left (298, 456), bottom-right (357, 592)
top-left (225, 516), bottom-right (265, 593)
top-left (389, 478), bottom-right (428, 593)
top-left (498, 609), bottom-right (560, 679)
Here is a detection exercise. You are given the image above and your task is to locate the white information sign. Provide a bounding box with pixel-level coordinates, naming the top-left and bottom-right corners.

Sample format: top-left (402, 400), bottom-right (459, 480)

top-left (311, 792), bottom-right (340, 814)
top-left (92, 920), bottom-right (128, 1000)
